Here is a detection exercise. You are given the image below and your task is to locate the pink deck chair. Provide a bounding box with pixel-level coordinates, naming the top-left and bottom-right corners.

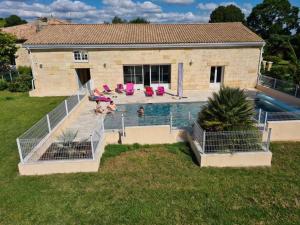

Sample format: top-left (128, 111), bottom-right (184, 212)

top-left (103, 84), bottom-right (112, 93)
top-left (145, 86), bottom-right (154, 97)
top-left (115, 84), bottom-right (124, 93)
top-left (156, 86), bottom-right (165, 96)
top-left (126, 83), bottom-right (134, 95)
top-left (96, 96), bottom-right (111, 102)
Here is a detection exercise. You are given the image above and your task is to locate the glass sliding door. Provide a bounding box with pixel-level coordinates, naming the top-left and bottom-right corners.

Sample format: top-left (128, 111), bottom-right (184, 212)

top-left (123, 64), bottom-right (171, 90)
top-left (143, 65), bottom-right (150, 86)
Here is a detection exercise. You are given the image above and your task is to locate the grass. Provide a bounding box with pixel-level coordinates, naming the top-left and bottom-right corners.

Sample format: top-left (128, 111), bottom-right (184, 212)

top-left (0, 91), bottom-right (300, 225)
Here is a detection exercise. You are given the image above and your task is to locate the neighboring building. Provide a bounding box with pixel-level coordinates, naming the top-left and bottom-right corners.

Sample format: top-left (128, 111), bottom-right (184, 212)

top-left (1, 17), bottom-right (70, 67)
top-left (23, 23), bottom-right (264, 96)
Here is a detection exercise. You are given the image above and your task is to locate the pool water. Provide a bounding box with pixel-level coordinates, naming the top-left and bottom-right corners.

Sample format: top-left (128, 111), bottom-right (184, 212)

top-left (104, 102), bottom-right (206, 129)
top-left (104, 94), bottom-right (299, 129)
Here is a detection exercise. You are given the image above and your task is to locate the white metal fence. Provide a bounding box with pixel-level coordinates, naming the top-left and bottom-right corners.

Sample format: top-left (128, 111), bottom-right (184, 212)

top-left (258, 74), bottom-right (300, 98)
top-left (17, 82), bottom-right (91, 163)
top-left (37, 119), bottom-right (104, 161)
top-left (105, 112), bottom-right (197, 136)
top-left (192, 121), bottom-right (271, 154)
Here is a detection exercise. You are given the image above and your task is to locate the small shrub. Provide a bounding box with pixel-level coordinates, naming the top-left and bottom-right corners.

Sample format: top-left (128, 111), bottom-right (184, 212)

top-left (17, 66), bottom-right (32, 75)
top-left (0, 79), bottom-right (8, 90)
top-left (8, 74), bottom-right (32, 92)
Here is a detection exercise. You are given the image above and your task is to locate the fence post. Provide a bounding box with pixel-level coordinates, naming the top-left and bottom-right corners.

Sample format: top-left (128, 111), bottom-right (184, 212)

top-left (202, 131), bottom-right (206, 153)
top-left (16, 138), bottom-right (24, 164)
top-left (266, 128), bottom-right (272, 151)
top-left (295, 85), bottom-right (299, 97)
top-left (121, 114), bottom-right (125, 137)
top-left (77, 92), bottom-right (80, 102)
top-left (273, 78), bottom-right (277, 89)
top-left (31, 79), bottom-right (35, 90)
top-left (258, 108), bottom-right (262, 124)
top-left (188, 111), bottom-right (191, 121)
top-left (264, 112), bottom-right (268, 131)
top-left (46, 114), bottom-right (51, 132)
top-left (170, 112), bottom-right (173, 133)
top-left (90, 135), bottom-right (95, 160)
top-left (65, 100), bottom-right (69, 115)
top-left (101, 116), bottom-right (105, 133)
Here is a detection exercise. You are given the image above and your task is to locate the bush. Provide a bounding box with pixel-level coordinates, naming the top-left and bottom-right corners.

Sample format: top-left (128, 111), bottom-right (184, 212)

top-left (198, 87), bottom-right (255, 131)
top-left (0, 79), bottom-right (8, 90)
top-left (17, 66), bottom-right (32, 75)
top-left (8, 74), bottom-right (32, 92)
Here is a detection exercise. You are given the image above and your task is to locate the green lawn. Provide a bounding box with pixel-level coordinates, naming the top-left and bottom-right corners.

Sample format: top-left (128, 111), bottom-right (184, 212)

top-left (0, 91), bottom-right (299, 225)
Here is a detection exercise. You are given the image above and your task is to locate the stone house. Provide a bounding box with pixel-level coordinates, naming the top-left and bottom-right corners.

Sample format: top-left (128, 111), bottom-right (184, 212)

top-left (23, 23), bottom-right (264, 96)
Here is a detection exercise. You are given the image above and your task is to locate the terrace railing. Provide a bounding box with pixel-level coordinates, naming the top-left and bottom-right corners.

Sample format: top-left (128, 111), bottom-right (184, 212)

top-left (36, 118), bottom-right (104, 162)
top-left (105, 112), bottom-right (197, 135)
top-left (258, 74), bottom-right (300, 98)
top-left (17, 81), bottom-right (92, 163)
top-left (192, 121), bottom-right (271, 154)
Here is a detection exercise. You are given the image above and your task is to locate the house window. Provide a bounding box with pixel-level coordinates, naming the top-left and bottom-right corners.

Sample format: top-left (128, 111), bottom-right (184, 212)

top-left (73, 50), bottom-right (88, 62)
top-left (210, 66), bottom-right (223, 84)
top-left (123, 65), bottom-right (171, 86)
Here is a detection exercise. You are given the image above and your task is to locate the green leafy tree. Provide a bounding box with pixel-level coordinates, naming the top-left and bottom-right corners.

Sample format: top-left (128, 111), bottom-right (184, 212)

top-left (0, 32), bottom-right (18, 73)
top-left (198, 87), bottom-right (255, 131)
top-left (247, 0), bottom-right (299, 39)
top-left (129, 17), bottom-right (149, 24)
top-left (209, 5), bottom-right (245, 23)
top-left (263, 35), bottom-right (298, 82)
top-left (291, 34), bottom-right (300, 60)
top-left (112, 16), bottom-right (127, 24)
top-left (0, 18), bottom-right (6, 27)
top-left (4, 15), bottom-right (27, 27)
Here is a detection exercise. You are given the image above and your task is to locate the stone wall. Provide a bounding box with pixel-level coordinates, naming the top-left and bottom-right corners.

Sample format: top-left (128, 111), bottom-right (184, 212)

top-left (15, 44), bottom-right (31, 67)
top-left (29, 47), bottom-right (261, 96)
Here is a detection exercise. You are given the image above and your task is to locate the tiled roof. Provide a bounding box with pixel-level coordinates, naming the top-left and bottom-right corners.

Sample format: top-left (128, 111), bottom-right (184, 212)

top-left (1, 23), bottom-right (37, 41)
top-left (25, 23), bottom-right (264, 46)
top-left (1, 18), bottom-right (70, 41)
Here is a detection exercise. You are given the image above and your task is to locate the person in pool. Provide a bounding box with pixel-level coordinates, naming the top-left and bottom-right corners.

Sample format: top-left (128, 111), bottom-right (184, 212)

top-left (137, 106), bottom-right (144, 117)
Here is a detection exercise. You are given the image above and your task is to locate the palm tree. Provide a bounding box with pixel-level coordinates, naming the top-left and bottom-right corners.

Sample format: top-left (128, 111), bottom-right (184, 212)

top-left (198, 87), bottom-right (255, 131)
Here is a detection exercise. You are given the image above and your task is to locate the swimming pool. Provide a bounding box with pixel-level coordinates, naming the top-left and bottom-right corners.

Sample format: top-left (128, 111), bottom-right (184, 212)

top-left (104, 94), bottom-right (300, 130)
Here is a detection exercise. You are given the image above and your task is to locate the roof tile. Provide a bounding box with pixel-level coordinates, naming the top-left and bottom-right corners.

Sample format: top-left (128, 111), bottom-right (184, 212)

top-left (25, 23), bottom-right (264, 45)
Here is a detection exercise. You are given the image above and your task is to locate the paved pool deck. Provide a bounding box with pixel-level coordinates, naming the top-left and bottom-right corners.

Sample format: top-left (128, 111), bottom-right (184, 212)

top-left (63, 88), bottom-right (260, 139)
top-left (63, 90), bottom-right (215, 139)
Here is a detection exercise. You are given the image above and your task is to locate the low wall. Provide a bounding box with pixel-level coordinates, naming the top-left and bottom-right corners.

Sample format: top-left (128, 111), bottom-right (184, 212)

top-left (121, 125), bottom-right (186, 144)
top-left (187, 133), bottom-right (272, 167)
top-left (256, 84), bottom-right (300, 107)
top-left (267, 120), bottom-right (300, 141)
top-left (18, 135), bottom-right (106, 176)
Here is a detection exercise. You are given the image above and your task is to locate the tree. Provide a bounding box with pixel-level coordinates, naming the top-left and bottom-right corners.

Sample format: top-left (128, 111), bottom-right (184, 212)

top-left (112, 16), bottom-right (127, 24)
top-left (4, 15), bottom-right (27, 27)
top-left (198, 87), bottom-right (255, 131)
top-left (129, 17), bottom-right (149, 24)
top-left (247, 0), bottom-right (299, 39)
top-left (0, 32), bottom-right (18, 73)
top-left (209, 5), bottom-right (245, 23)
top-left (0, 18), bottom-right (5, 28)
top-left (291, 34), bottom-right (300, 60)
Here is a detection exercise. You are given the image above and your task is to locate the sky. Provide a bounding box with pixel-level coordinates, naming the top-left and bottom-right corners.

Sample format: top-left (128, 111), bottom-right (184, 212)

top-left (0, 0), bottom-right (299, 23)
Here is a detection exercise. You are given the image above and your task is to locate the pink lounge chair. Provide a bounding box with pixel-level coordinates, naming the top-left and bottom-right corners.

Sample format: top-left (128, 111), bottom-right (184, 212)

top-left (126, 83), bottom-right (134, 95)
top-left (115, 84), bottom-right (124, 93)
top-left (156, 86), bottom-right (165, 96)
top-left (145, 86), bottom-right (154, 97)
top-left (103, 84), bottom-right (112, 93)
top-left (96, 96), bottom-right (111, 102)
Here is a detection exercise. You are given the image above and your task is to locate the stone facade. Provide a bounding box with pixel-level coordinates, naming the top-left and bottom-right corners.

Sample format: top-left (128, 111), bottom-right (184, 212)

top-left (29, 47), bottom-right (261, 96)
top-left (15, 44), bottom-right (31, 67)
